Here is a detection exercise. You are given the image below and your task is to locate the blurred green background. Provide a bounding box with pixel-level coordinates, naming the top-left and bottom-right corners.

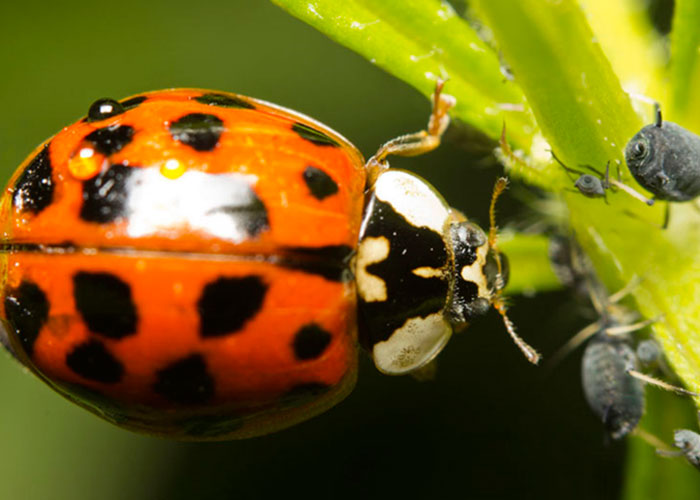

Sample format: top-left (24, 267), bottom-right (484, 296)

top-left (0, 2), bottom-right (686, 499)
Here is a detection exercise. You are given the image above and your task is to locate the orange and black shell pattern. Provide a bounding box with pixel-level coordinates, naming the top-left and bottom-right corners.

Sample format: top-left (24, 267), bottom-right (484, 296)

top-left (0, 89), bottom-right (365, 439)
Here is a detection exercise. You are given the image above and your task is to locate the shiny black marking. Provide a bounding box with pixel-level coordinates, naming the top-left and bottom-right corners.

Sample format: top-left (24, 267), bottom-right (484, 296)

top-left (169, 113), bottom-right (224, 152)
top-left (292, 323), bottom-right (332, 360)
top-left (3, 281), bottom-right (49, 357)
top-left (208, 195), bottom-right (269, 237)
top-left (446, 222), bottom-right (492, 324)
top-left (303, 166), bottom-right (339, 200)
top-left (12, 144), bottom-right (54, 214)
top-left (66, 339), bottom-right (124, 384)
top-left (292, 123), bottom-right (339, 147)
top-left (280, 244), bottom-right (353, 282)
top-left (195, 93), bottom-right (255, 110)
top-left (80, 163), bottom-right (134, 223)
top-left (198, 276), bottom-right (267, 337)
top-left (154, 354), bottom-right (215, 405)
top-left (120, 96), bottom-right (147, 110)
top-left (73, 272), bottom-right (137, 339)
top-left (87, 98), bottom-right (125, 122)
top-left (85, 125), bottom-right (135, 156)
top-left (357, 198), bottom-right (448, 348)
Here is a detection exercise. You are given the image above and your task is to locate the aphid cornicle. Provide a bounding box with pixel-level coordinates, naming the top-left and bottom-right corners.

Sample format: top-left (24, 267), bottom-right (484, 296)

top-left (625, 105), bottom-right (700, 202)
top-left (0, 84), bottom-right (539, 439)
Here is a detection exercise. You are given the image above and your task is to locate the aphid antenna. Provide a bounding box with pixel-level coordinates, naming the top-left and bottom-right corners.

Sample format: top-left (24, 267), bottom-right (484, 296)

top-left (546, 319), bottom-right (603, 370)
top-left (608, 178), bottom-right (656, 206)
top-left (547, 276), bottom-right (648, 369)
top-left (626, 368), bottom-right (700, 397)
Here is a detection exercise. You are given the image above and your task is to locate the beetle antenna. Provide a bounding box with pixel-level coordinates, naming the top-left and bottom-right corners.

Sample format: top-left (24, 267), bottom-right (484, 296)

top-left (488, 177), bottom-right (508, 251)
top-left (493, 298), bottom-right (541, 364)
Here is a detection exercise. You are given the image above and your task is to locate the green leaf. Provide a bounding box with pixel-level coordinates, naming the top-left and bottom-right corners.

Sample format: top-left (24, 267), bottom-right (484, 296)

top-left (499, 232), bottom-right (561, 295)
top-left (270, 0), bottom-right (535, 149)
top-left (470, 4), bottom-right (700, 495)
top-left (472, 0), bottom-right (642, 169)
top-left (670, 0), bottom-right (700, 131)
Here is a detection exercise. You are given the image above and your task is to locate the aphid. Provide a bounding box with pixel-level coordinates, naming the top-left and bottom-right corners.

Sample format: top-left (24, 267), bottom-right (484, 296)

top-left (554, 276), bottom-right (696, 439)
top-left (550, 151), bottom-right (654, 205)
top-left (625, 104), bottom-right (700, 202)
top-left (666, 429), bottom-right (700, 470)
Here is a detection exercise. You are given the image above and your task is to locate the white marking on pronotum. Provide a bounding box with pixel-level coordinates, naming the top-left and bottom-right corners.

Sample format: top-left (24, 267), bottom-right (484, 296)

top-left (356, 236), bottom-right (390, 302)
top-left (127, 168), bottom-right (261, 242)
top-left (412, 266), bottom-right (444, 279)
top-left (460, 242), bottom-right (490, 297)
top-left (373, 170), bottom-right (449, 233)
top-left (373, 313), bottom-right (452, 375)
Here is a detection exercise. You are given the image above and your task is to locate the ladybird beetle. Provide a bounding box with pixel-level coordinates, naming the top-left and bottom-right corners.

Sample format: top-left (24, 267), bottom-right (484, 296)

top-left (0, 85), bottom-right (538, 440)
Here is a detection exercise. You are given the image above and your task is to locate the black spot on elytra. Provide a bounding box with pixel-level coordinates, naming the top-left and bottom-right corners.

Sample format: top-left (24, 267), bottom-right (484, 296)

top-left (208, 194), bottom-right (269, 238)
top-left (197, 276), bottom-right (267, 337)
top-left (292, 323), bottom-right (332, 360)
top-left (154, 354), bottom-right (215, 405)
top-left (169, 113), bottom-right (224, 152)
top-left (80, 163), bottom-right (134, 223)
top-left (357, 197), bottom-right (449, 349)
top-left (73, 272), bottom-right (137, 339)
top-left (279, 244), bottom-right (353, 282)
top-left (85, 125), bottom-right (134, 156)
top-left (66, 339), bottom-right (124, 384)
top-left (120, 95), bottom-right (147, 110)
top-left (292, 123), bottom-right (339, 147)
top-left (12, 144), bottom-right (54, 214)
top-left (87, 99), bottom-right (125, 122)
top-left (195, 93), bottom-right (255, 110)
top-left (302, 166), bottom-right (339, 200)
top-left (3, 281), bottom-right (49, 357)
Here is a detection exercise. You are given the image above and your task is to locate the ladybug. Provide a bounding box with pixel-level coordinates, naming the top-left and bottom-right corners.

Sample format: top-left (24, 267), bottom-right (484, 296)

top-left (0, 85), bottom-right (538, 440)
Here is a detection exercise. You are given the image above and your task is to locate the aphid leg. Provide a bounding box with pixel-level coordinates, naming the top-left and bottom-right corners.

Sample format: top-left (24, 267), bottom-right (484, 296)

top-left (662, 203), bottom-right (670, 230)
top-left (626, 368), bottom-right (700, 397)
top-left (547, 319), bottom-right (604, 369)
top-left (631, 428), bottom-right (675, 452)
top-left (365, 80), bottom-right (455, 185)
top-left (608, 178), bottom-right (655, 205)
top-left (550, 149), bottom-right (586, 180)
top-left (607, 275), bottom-right (643, 304)
top-left (604, 316), bottom-right (661, 336)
